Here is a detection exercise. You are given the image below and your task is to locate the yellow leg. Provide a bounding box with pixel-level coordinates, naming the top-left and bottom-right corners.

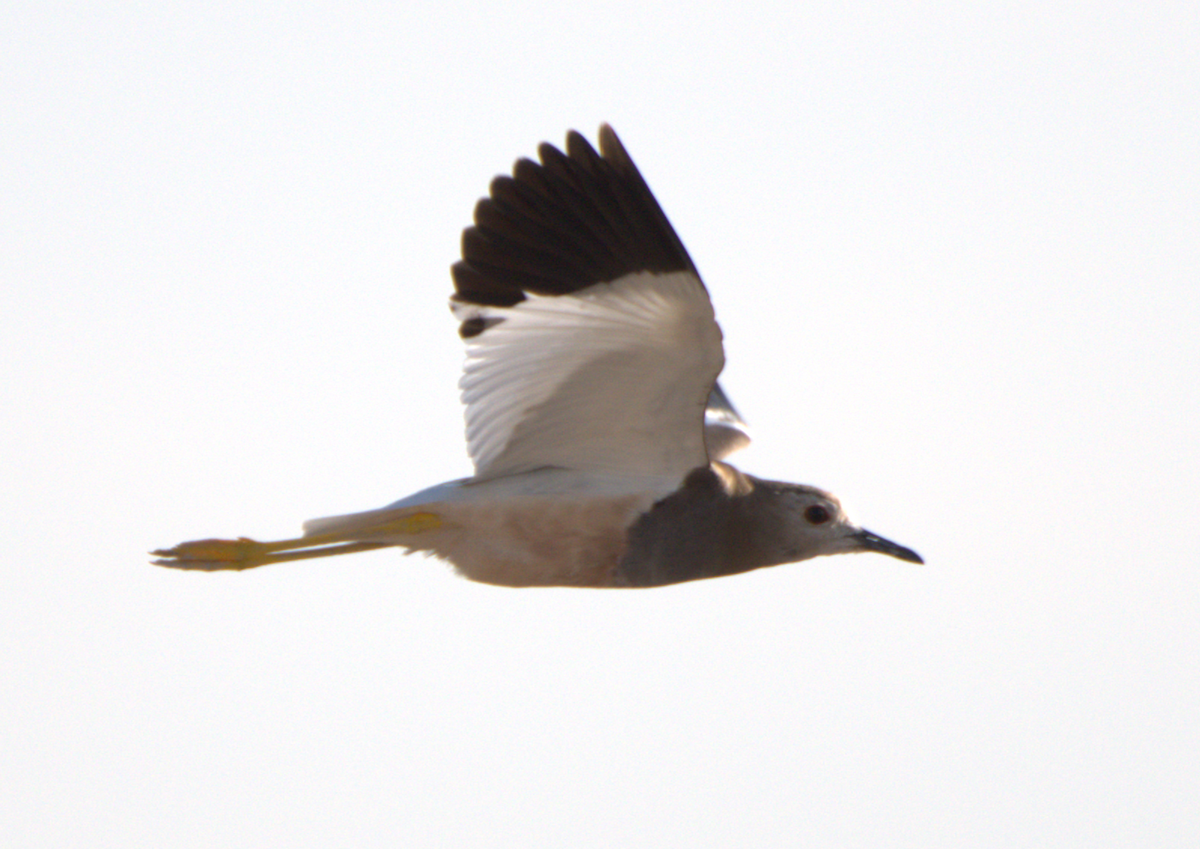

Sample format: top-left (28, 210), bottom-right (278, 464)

top-left (152, 512), bottom-right (445, 571)
top-left (150, 536), bottom-right (392, 570)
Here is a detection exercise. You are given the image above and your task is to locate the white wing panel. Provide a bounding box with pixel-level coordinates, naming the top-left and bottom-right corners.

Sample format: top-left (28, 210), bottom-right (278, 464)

top-left (458, 270), bottom-right (723, 481)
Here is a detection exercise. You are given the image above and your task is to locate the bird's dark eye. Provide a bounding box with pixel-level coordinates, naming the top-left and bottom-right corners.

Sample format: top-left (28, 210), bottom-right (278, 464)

top-left (804, 505), bottom-right (831, 525)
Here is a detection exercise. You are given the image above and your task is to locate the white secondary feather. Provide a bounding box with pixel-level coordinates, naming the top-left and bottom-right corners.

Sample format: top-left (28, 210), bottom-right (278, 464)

top-left (457, 269), bottom-right (724, 481)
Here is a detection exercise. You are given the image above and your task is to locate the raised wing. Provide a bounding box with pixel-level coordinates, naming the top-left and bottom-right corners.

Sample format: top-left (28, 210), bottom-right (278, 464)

top-left (704, 383), bottom-right (751, 460)
top-left (450, 125), bottom-right (734, 481)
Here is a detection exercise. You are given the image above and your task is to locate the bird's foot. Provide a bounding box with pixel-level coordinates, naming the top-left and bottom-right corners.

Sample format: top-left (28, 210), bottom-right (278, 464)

top-left (151, 537), bottom-right (277, 570)
top-left (151, 534), bottom-right (393, 570)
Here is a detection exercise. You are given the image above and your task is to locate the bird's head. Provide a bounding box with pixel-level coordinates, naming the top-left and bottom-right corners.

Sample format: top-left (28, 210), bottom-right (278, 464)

top-left (766, 483), bottom-right (924, 565)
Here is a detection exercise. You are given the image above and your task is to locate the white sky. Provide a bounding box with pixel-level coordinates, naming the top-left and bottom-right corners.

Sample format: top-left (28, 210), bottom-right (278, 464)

top-left (3, 2), bottom-right (1198, 847)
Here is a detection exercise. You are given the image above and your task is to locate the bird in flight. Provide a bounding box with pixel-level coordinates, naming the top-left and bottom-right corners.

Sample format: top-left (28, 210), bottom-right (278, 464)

top-left (153, 125), bottom-right (922, 587)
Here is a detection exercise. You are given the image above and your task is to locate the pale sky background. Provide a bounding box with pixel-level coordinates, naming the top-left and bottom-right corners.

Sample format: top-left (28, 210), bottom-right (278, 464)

top-left (3, 2), bottom-right (1198, 847)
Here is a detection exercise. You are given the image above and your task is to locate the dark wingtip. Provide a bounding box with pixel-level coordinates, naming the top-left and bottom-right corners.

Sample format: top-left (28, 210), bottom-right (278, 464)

top-left (450, 123), bottom-right (700, 315)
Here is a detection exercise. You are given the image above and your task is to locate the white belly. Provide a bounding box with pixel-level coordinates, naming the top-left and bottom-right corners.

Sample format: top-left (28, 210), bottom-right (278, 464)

top-left (427, 492), bottom-right (657, 587)
top-left (302, 470), bottom-right (673, 587)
